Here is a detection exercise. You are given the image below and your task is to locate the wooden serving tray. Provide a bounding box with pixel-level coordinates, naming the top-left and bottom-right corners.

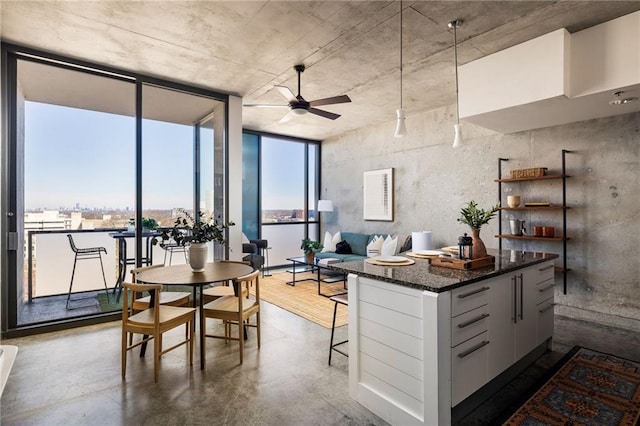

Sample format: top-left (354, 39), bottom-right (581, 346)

top-left (431, 255), bottom-right (495, 270)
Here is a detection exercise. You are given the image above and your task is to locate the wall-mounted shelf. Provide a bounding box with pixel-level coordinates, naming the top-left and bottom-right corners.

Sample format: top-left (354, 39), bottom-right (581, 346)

top-left (499, 206), bottom-right (567, 211)
top-left (494, 174), bottom-right (569, 183)
top-left (497, 150), bottom-right (572, 294)
top-left (495, 235), bottom-right (570, 242)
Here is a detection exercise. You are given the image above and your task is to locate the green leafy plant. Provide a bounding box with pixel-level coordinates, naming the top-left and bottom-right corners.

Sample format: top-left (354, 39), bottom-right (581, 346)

top-left (141, 217), bottom-right (158, 230)
top-left (152, 210), bottom-right (234, 247)
top-left (300, 238), bottom-right (323, 255)
top-left (457, 200), bottom-right (500, 229)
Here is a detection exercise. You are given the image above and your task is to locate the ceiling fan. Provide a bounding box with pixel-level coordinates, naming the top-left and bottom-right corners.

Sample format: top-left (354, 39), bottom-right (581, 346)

top-left (244, 64), bottom-right (351, 121)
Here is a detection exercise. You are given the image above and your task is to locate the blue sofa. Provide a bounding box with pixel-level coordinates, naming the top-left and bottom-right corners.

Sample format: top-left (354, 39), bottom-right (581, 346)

top-left (315, 232), bottom-right (411, 263)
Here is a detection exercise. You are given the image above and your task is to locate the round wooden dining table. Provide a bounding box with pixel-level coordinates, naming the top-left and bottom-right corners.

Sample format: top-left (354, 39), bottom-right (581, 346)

top-left (135, 261), bottom-right (254, 369)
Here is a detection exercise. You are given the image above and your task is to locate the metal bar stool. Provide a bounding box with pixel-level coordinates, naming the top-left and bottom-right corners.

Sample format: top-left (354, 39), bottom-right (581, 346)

top-left (250, 239), bottom-right (270, 277)
top-left (66, 234), bottom-right (109, 309)
top-left (328, 292), bottom-right (348, 365)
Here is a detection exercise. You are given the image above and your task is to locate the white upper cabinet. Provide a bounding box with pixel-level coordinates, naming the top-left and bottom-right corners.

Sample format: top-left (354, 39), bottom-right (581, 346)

top-left (459, 11), bottom-right (640, 134)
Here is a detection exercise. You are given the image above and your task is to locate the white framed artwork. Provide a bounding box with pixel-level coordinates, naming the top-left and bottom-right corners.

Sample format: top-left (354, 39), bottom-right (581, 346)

top-left (363, 168), bottom-right (394, 221)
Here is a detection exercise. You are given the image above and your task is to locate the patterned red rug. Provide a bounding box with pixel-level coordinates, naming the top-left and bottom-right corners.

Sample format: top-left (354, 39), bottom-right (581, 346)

top-left (504, 347), bottom-right (640, 426)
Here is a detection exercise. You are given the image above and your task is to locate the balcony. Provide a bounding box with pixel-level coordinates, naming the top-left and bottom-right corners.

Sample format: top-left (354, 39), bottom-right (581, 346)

top-left (19, 229), bottom-right (185, 327)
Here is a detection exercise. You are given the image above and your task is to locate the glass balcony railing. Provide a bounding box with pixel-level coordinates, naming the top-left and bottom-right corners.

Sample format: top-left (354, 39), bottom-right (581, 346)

top-left (19, 228), bottom-right (180, 326)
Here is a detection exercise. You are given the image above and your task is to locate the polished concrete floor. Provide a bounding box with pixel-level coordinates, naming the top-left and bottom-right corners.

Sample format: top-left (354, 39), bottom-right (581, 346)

top-left (1, 301), bottom-right (639, 425)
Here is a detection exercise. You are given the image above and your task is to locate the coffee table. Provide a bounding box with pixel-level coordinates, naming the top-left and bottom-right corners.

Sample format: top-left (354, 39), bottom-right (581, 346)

top-left (285, 256), bottom-right (346, 297)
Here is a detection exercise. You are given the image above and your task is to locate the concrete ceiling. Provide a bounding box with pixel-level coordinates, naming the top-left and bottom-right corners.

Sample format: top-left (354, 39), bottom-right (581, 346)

top-left (2, 1), bottom-right (640, 141)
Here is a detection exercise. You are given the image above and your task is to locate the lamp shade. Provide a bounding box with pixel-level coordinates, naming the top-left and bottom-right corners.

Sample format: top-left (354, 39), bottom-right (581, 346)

top-left (394, 109), bottom-right (407, 138)
top-left (317, 200), bottom-right (334, 212)
top-left (452, 123), bottom-right (463, 148)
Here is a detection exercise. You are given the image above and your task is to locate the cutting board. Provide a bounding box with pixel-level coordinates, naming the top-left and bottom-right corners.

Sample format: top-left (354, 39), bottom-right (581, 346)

top-left (430, 255), bottom-right (495, 270)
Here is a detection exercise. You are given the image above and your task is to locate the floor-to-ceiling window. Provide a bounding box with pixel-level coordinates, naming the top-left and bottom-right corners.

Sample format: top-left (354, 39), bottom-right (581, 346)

top-left (1, 45), bottom-right (228, 335)
top-left (242, 131), bottom-right (320, 268)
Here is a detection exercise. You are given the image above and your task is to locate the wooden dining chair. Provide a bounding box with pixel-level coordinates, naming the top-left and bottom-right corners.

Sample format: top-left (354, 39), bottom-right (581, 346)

top-left (201, 260), bottom-right (253, 303)
top-left (202, 269), bottom-right (261, 364)
top-left (130, 265), bottom-right (191, 310)
top-left (121, 281), bottom-right (196, 383)
top-left (128, 265), bottom-right (192, 346)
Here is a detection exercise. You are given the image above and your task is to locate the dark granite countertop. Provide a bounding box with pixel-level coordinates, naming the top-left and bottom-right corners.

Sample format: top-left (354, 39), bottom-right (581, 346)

top-left (326, 249), bottom-right (558, 293)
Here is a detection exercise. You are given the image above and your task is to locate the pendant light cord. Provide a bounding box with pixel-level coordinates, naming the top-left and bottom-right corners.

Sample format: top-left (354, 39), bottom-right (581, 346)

top-left (399, 0), bottom-right (403, 110)
top-left (453, 22), bottom-right (459, 125)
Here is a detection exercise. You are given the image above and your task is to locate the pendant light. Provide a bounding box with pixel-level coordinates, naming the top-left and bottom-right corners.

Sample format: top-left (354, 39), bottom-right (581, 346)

top-left (449, 19), bottom-right (463, 148)
top-left (394, 0), bottom-right (407, 138)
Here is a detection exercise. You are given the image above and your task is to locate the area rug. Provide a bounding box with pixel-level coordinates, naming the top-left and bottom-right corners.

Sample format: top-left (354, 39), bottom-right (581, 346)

top-left (503, 346), bottom-right (640, 425)
top-left (252, 271), bottom-right (348, 329)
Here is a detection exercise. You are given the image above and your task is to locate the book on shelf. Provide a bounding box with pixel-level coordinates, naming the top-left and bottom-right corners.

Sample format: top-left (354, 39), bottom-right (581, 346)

top-left (524, 201), bottom-right (551, 207)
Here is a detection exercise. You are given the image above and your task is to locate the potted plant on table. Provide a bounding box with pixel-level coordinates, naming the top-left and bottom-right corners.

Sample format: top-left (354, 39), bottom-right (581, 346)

top-left (300, 238), bottom-right (323, 264)
top-left (141, 217), bottom-right (158, 232)
top-left (457, 200), bottom-right (500, 259)
top-left (153, 210), bottom-right (235, 272)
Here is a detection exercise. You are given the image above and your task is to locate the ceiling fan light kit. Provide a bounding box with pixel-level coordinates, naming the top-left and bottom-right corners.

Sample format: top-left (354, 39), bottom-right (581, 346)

top-left (449, 19), bottom-right (463, 148)
top-left (245, 64), bottom-right (351, 121)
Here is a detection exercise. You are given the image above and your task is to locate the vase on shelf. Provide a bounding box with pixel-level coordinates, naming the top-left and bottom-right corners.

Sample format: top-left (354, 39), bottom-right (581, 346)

top-left (470, 228), bottom-right (488, 259)
top-left (188, 243), bottom-right (208, 272)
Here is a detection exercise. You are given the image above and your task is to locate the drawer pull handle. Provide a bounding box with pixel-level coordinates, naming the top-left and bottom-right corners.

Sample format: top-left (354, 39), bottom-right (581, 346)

top-left (538, 284), bottom-right (555, 293)
top-left (539, 265), bottom-right (555, 272)
top-left (457, 286), bottom-right (490, 299)
top-left (458, 340), bottom-right (490, 359)
top-left (458, 313), bottom-right (490, 329)
top-left (539, 303), bottom-right (556, 314)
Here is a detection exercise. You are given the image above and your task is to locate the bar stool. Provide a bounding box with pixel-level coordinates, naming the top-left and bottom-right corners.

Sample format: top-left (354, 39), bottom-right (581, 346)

top-left (66, 234), bottom-right (109, 309)
top-left (250, 239), bottom-right (270, 277)
top-left (328, 293), bottom-right (348, 365)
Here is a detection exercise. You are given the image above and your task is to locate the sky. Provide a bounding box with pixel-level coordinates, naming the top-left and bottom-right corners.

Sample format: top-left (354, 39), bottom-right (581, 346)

top-left (25, 102), bottom-right (311, 212)
top-left (25, 102), bottom-right (193, 210)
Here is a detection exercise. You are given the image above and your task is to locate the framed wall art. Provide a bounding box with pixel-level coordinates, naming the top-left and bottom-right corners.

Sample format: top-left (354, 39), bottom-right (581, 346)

top-left (363, 168), bottom-right (394, 221)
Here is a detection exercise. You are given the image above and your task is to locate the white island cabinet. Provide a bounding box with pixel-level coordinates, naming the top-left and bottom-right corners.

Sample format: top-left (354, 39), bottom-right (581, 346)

top-left (337, 254), bottom-right (556, 426)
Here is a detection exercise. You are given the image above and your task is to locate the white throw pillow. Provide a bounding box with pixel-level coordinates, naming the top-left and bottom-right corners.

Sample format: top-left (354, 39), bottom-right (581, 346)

top-left (241, 233), bottom-right (251, 244)
top-left (381, 235), bottom-right (398, 256)
top-left (321, 231), bottom-right (342, 252)
top-left (366, 235), bottom-right (384, 257)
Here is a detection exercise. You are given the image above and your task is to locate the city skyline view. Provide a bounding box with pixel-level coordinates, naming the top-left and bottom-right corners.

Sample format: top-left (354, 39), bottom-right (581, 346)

top-left (25, 102), bottom-right (311, 212)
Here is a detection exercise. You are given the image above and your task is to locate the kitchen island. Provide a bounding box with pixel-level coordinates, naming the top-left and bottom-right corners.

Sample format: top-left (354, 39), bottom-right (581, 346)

top-left (328, 249), bottom-right (558, 426)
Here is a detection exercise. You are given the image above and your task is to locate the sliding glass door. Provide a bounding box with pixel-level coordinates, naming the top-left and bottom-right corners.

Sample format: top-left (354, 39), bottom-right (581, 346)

top-left (2, 46), bottom-right (228, 333)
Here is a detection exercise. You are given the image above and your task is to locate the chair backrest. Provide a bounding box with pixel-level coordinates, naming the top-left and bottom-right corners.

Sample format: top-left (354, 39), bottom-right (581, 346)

top-left (122, 281), bottom-right (162, 323)
top-left (67, 234), bottom-right (78, 253)
top-left (234, 269), bottom-right (260, 306)
top-left (130, 264), bottom-right (164, 283)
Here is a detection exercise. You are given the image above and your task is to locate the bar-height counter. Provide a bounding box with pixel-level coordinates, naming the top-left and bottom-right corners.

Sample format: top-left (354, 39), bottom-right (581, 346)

top-left (328, 249), bottom-right (558, 426)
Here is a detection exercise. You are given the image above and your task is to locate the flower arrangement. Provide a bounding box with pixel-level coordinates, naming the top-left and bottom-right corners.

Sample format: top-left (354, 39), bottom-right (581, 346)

top-left (152, 210), bottom-right (234, 247)
top-left (457, 200), bottom-right (500, 229)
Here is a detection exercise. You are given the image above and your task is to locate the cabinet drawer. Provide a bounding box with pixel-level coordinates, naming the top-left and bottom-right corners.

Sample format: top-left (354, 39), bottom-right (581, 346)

top-left (536, 298), bottom-right (555, 345)
top-left (533, 261), bottom-right (555, 284)
top-left (536, 278), bottom-right (555, 304)
top-left (452, 305), bottom-right (489, 347)
top-left (451, 331), bottom-right (489, 406)
top-left (451, 282), bottom-right (490, 317)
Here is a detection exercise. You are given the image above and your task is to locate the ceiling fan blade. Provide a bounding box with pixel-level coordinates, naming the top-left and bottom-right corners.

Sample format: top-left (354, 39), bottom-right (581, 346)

top-left (279, 111), bottom-right (295, 123)
top-left (244, 104), bottom-right (289, 108)
top-left (275, 85), bottom-right (296, 101)
top-left (308, 107), bottom-right (340, 120)
top-left (309, 94), bottom-right (352, 107)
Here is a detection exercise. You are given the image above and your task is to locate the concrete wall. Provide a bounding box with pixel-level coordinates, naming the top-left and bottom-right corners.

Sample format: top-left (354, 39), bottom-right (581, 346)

top-left (321, 106), bottom-right (639, 330)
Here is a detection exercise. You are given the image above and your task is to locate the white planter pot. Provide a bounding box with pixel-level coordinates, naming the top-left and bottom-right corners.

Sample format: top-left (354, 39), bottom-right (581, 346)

top-left (188, 243), bottom-right (208, 272)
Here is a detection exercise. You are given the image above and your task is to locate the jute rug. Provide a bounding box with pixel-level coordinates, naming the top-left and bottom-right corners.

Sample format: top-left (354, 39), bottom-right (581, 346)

top-left (503, 347), bottom-right (640, 425)
top-left (252, 271), bottom-right (348, 329)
